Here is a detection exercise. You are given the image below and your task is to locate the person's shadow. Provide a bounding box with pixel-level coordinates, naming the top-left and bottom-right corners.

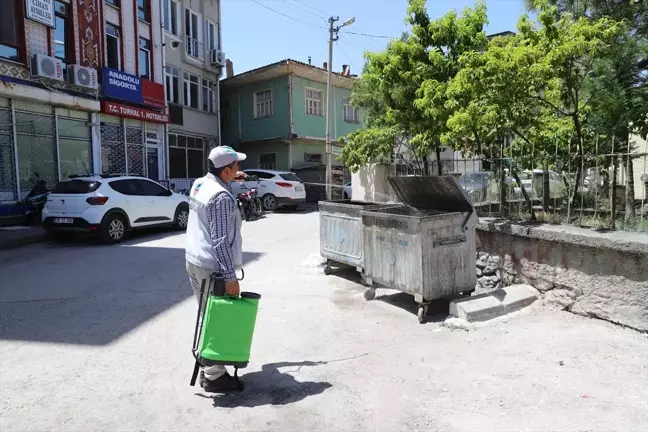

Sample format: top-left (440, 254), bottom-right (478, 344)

top-left (197, 361), bottom-right (333, 408)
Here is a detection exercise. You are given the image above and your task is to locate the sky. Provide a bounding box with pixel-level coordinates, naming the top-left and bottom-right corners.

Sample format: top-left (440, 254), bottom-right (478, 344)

top-left (220, 0), bottom-right (530, 76)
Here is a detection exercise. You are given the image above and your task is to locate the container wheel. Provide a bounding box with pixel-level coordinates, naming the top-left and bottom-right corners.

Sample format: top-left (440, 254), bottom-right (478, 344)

top-left (363, 288), bottom-right (376, 301)
top-left (417, 305), bottom-right (428, 324)
top-left (324, 264), bottom-right (332, 275)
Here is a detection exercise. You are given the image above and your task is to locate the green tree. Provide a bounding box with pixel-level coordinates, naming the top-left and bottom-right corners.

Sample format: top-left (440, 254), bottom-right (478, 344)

top-left (341, 0), bottom-right (489, 174)
top-left (447, 3), bottom-right (623, 219)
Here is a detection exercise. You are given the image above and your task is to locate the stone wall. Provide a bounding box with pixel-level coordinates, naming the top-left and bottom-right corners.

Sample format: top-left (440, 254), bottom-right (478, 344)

top-left (475, 219), bottom-right (648, 332)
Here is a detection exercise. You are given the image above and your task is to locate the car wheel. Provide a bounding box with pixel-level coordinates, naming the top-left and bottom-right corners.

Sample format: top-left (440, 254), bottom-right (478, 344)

top-left (101, 214), bottom-right (126, 244)
top-left (174, 204), bottom-right (189, 230)
top-left (262, 194), bottom-right (278, 211)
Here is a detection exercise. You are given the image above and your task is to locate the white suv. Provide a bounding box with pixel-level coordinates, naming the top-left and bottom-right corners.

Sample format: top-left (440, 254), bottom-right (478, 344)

top-left (42, 175), bottom-right (189, 243)
top-left (231, 169), bottom-right (307, 211)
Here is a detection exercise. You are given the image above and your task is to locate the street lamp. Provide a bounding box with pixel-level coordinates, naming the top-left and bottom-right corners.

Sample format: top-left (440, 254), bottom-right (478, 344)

top-left (325, 16), bottom-right (355, 201)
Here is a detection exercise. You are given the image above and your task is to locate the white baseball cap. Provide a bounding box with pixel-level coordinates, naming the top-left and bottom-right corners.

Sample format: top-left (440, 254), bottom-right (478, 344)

top-left (208, 145), bottom-right (247, 168)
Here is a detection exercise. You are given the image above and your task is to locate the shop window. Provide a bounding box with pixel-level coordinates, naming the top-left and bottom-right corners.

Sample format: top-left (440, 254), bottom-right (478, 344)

top-left (58, 118), bottom-right (91, 179)
top-left (15, 111), bottom-right (57, 193)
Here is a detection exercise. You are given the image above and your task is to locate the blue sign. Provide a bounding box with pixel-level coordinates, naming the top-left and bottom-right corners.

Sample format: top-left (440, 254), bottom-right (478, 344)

top-left (101, 68), bottom-right (143, 104)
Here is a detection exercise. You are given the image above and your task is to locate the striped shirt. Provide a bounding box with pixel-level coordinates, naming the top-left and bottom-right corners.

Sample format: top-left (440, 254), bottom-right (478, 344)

top-left (205, 175), bottom-right (237, 282)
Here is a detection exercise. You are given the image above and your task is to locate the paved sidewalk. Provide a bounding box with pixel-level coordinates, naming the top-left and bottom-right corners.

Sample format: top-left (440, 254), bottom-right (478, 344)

top-left (0, 225), bottom-right (49, 250)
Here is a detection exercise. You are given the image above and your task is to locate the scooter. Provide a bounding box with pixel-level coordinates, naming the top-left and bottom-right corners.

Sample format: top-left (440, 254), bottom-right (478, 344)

top-left (22, 172), bottom-right (50, 225)
top-left (248, 187), bottom-right (263, 217)
top-left (237, 191), bottom-right (255, 221)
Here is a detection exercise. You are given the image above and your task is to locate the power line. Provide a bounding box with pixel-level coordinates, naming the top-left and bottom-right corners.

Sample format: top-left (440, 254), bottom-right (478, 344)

top-left (343, 31), bottom-right (393, 39)
top-left (279, 0), bottom-right (325, 22)
top-left (249, 0), bottom-right (325, 29)
top-left (289, 0), bottom-right (327, 20)
top-left (335, 41), bottom-right (361, 72)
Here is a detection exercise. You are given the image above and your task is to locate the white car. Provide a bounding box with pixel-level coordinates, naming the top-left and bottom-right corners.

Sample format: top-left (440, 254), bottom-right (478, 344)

top-left (343, 182), bottom-right (352, 200)
top-left (231, 169), bottom-right (306, 211)
top-left (42, 175), bottom-right (189, 243)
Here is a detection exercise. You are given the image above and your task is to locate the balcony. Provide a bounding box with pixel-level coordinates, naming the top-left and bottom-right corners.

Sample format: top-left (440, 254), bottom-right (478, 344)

top-left (185, 38), bottom-right (204, 61)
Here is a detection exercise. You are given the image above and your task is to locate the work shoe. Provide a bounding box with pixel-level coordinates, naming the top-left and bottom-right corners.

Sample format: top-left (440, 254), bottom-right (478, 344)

top-left (199, 371), bottom-right (243, 393)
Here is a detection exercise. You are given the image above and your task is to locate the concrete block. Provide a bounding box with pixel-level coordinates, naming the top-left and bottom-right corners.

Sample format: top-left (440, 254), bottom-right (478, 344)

top-left (449, 284), bottom-right (538, 323)
top-left (449, 294), bottom-right (505, 322)
top-left (498, 284), bottom-right (539, 313)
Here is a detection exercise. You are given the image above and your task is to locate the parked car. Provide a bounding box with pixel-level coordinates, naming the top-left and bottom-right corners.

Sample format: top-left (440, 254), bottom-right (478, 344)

top-left (458, 171), bottom-right (519, 204)
top-left (343, 182), bottom-right (352, 199)
top-left (42, 175), bottom-right (189, 243)
top-left (231, 169), bottom-right (306, 211)
top-left (520, 169), bottom-right (563, 199)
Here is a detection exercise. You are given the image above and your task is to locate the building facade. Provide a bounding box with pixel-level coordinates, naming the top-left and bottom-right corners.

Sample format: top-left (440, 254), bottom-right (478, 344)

top-left (0, 0), bottom-right (167, 214)
top-left (162, 0), bottom-right (223, 186)
top-left (220, 59), bottom-right (362, 173)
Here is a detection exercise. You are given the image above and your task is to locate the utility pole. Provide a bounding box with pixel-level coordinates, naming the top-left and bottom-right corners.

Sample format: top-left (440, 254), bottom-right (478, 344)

top-left (325, 16), bottom-right (355, 201)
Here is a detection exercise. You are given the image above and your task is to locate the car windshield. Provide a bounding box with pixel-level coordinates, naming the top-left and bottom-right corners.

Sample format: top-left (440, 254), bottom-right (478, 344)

top-left (279, 173), bottom-right (301, 182)
top-left (52, 180), bottom-right (101, 194)
top-left (459, 173), bottom-right (488, 187)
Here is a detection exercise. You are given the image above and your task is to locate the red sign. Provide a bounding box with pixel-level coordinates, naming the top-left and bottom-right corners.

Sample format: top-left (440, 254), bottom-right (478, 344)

top-left (102, 101), bottom-right (168, 123)
top-left (142, 79), bottom-right (165, 108)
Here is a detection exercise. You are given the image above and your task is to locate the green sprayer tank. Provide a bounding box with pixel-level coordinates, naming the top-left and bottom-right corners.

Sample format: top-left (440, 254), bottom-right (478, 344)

top-left (190, 273), bottom-right (261, 387)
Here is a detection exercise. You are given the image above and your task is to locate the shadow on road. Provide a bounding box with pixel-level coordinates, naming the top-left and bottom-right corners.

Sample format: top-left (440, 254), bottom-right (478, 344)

top-left (0, 241), bottom-right (263, 345)
top-left (198, 361), bottom-right (332, 408)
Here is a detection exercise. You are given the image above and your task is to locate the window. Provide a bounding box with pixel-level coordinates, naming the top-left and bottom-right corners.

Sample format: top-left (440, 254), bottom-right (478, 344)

top-left (54, 1), bottom-right (71, 63)
top-left (305, 88), bottom-right (323, 116)
top-left (344, 98), bottom-right (360, 123)
top-left (259, 153), bottom-right (276, 170)
top-left (137, 0), bottom-right (149, 21)
top-left (136, 179), bottom-right (168, 196)
top-left (205, 20), bottom-right (217, 53)
top-left (183, 72), bottom-right (200, 109)
top-left (202, 79), bottom-right (216, 113)
top-left (185, 9), bottom-right (203, 60)
top-left (304, 153), bottom-right (322, 165)
top-left (254, 89), bottom-right (273, 119)
top-left (105, 0), bottom-right (119, 7)
top-left (222, 100), bottom-right (230, 126)
top-left (169, 133), bottom-right (205, 178)
top-left (0, 0), bottom-right (21, 62)
top-left (109, 180), bottom-right (139, 195)
top-left (165, 65), bottom-right (180, 104)
top-left (280, 173), bottom-right (302, 182)
top-left (105, 23), bottom-right (121, 70)
top-left (163, 0), bottom-right (179, 35)
top-left (138, 37), bottom-right (151, 79)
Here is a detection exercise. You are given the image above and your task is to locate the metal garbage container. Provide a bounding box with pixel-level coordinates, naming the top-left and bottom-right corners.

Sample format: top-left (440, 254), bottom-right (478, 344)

top-left (319, 200), bottom-right (402, 283)
top-left (361, 176), bottom-right (477, 323)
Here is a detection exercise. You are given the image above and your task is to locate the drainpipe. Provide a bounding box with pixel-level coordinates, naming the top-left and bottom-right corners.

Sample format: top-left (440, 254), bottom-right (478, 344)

top-left (161, 16), bottom-right (169, 179)
top-left (288, 73), bottom-right (294, 169)
top-left (216, 1), bottom-right (222, 147)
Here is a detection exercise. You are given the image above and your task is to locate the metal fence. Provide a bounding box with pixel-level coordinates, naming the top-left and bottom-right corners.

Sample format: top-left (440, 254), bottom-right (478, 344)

top-left (388, 139), bottom-right (648, 233)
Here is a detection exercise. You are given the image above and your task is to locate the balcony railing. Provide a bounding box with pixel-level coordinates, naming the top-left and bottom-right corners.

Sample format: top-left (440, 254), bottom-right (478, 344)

top-left (185, 38), bottom-right (204, 61)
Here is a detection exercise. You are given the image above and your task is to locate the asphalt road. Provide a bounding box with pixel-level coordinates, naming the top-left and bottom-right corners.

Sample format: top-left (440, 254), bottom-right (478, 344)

top-left (1, 210), bottom-right (647, 432)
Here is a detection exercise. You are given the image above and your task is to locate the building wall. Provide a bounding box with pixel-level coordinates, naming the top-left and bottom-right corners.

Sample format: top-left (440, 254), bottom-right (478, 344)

top-left (290, 76), bottom-right (361, 140)
top-left (238, 140), bottom-right (290, 171)
top-left (289, 141), bottom-right (343, 169)
top-left (222, 76), bottom-right (291, 144)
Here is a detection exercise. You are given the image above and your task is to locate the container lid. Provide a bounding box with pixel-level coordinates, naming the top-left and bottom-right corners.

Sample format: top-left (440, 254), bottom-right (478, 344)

top-left (241, 292), bottom-right (262, 299)
top-left (387, 176), bottom-right (473, 213)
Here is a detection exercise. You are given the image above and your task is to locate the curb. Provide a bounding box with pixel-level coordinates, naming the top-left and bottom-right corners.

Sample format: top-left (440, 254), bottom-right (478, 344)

top-left (0, 232), bottom-right (50, 251)
top-left (449, 284), bottom-right (539, 322)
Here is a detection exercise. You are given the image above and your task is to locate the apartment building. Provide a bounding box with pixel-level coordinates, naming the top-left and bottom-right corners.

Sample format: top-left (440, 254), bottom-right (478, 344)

top-left (0, 0), bottom-right (167, 216)
top-left (162, 0), bottom-right (223, 183)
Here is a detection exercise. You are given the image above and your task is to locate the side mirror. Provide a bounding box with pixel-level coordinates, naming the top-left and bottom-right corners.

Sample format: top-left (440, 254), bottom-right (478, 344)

top-left (166, 189), bottom-right (174, 197)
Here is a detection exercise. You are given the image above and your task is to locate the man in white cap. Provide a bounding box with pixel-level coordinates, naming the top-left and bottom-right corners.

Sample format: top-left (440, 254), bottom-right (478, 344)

top-left (185, 145), bottom-right (247, 392)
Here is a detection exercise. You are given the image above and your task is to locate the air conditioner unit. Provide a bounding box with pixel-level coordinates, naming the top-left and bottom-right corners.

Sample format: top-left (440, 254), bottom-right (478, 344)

top-left (67, 65), bottom-right (98, 89)
top-left (210, 49), bottom-right (225, 66)
top-left (30, 54), bottom-right (64, 82)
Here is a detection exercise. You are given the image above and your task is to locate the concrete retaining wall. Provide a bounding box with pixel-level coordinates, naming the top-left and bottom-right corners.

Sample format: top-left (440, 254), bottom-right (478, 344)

top-left (476, 219), bottom-right (648, 331)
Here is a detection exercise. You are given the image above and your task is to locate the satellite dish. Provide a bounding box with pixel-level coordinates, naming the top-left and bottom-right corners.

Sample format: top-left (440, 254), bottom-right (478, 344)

top-left (641, 173), bottom-right (648, 183)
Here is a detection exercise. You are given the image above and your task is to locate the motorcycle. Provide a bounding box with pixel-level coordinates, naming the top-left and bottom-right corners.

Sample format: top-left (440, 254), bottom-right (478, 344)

top-left (22, 172), bottom-right (50, 226)
top-left (237, 190), bottom-right (255, 221)
top-left (248, 187), bottom-right (263, 217)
